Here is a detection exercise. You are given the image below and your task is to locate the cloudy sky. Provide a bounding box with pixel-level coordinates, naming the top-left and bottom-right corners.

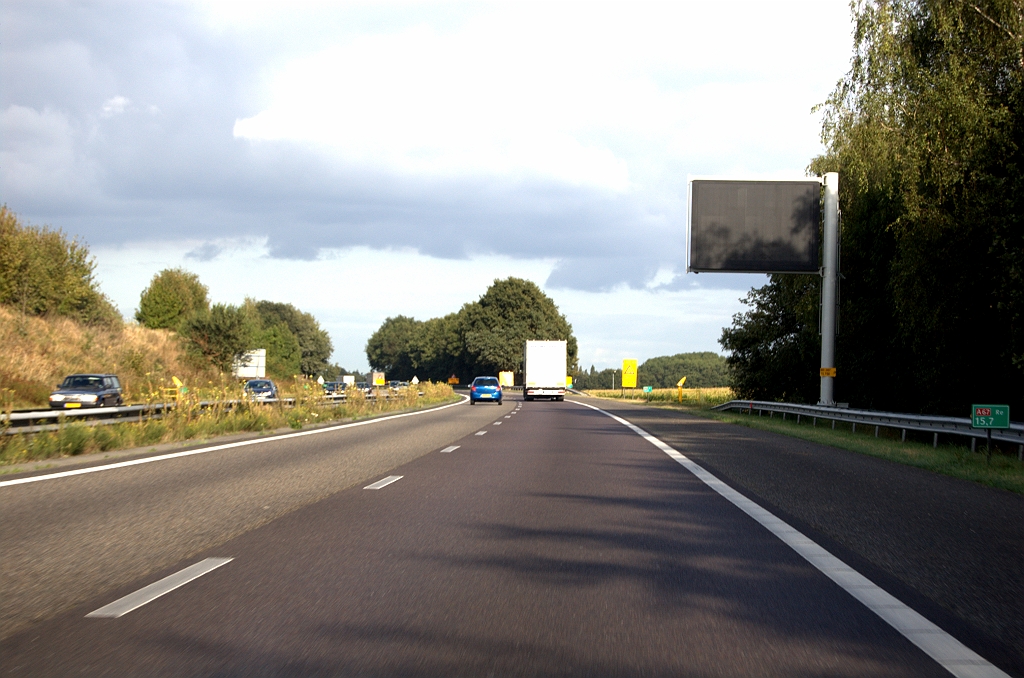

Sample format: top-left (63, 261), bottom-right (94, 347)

top-left (1, 1), bottom-right (853, 372)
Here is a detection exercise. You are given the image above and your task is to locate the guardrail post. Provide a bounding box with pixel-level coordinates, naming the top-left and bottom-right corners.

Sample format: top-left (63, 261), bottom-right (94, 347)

top-left (933, 432), bottom-right (938, 449)
top-left (874, 425), bottom-right (879, 438)
top-left (901, 429), bottom-right (906, 442)
top-left (971, 437), bottom-right (976, 453)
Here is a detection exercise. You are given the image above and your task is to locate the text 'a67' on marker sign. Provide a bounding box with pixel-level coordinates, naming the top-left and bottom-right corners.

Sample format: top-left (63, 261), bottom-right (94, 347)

top-left (971, 404), bottom-right (1009, 429)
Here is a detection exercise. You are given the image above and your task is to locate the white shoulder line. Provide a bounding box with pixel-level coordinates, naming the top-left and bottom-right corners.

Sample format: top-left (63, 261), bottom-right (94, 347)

top-left (1, 395), bottom-right (469, 488)
top-left (567, 399), bottom-right (1009, 678)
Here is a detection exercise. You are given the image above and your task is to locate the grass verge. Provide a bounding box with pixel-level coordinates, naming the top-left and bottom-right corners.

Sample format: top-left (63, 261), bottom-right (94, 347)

top-left (584, 393), bottom-right (1024, 496)
top-left (0, 382), bottom-right (457, 469)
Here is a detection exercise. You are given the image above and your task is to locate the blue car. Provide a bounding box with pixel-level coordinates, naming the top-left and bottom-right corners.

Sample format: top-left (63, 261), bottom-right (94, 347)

top-left (244, 379), bottom-right (279, 402)
top-left (469, 376), bottom-right (502, 405)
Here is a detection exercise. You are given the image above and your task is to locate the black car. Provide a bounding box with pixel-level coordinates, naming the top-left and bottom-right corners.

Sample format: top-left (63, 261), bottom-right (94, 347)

top-left (323, 381), bottom-right (346, 396)
top-left (49, 374), bottom-right (123, 409)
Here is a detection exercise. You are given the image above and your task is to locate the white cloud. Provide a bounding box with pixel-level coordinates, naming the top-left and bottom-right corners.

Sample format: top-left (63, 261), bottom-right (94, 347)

top-left (232, 2), bottom-right (850, 190)
top-left (101, 95), bottom-right (130, 117)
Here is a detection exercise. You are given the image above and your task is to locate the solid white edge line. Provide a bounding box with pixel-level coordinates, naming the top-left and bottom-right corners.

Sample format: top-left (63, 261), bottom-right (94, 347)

top-left (1, 395), bottom-right (470, 488)
top-left (364, 475), bottom-right (403, 490)
top-left (440, 445), bottom-right (460, 454)
top-left (86, 557), bottom-right (233, 618)
top-left (567, 399), bottom-right (1009, 678)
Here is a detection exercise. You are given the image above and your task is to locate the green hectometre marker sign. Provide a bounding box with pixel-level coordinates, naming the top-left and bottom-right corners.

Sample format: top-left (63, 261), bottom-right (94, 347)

top-left (971, 404), bottom-right (1010, 429)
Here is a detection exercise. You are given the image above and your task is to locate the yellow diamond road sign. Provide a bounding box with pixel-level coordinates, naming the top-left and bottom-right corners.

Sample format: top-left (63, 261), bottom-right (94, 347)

top-left (622, 359), bottom-right (637, 389)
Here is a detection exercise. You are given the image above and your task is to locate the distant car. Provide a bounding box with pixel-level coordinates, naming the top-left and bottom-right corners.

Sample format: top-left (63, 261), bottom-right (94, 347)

top-left (322, 381), bottom-right (346, 396)
top-left (469, 376), bottom-right (502, 405)
top-left (243, 379), bottom-right (279, 401)
top-left (49, 374), bottom-right (123, 409)
top-left (354, 382), bottom-right (372, 396)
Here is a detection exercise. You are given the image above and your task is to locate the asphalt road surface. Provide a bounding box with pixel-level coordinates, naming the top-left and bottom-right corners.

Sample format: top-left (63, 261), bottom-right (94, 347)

top-left (2, 395), bottom-right (1021, 677)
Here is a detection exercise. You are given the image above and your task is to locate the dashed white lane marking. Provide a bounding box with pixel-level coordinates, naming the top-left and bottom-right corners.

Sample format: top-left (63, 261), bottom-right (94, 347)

top-left (567, 399), bottom-right (1010, 678)
top-left (86, 558), bottom-right (233, 618)
top-left (2, 396), bottom-right (471, 488)
top-left (364, 475), bottom-right (403, 490)
top-left (493, 421), bottom-right (502, 425)
top-left (475, 431), bottom-right (487, 436)
top-left (440, 446), bottom-right (460, 454)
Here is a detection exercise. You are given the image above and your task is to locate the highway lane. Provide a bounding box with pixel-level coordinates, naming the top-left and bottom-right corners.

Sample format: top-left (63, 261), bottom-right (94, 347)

top-left (0, 396), bottom-right (511, 641)
top-left (3, 397), bottom-right (1002, 676)
top-left (590, 397), bottom-right (1024, 675)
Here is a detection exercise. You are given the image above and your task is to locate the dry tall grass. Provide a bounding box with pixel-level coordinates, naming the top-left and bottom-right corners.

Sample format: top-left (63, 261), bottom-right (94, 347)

top-left (0, 305), bottom-right (217, 409)
top-left (585, 387), bottom-right (735, 408)
top-left (0, 382), bottom-right (458, 466)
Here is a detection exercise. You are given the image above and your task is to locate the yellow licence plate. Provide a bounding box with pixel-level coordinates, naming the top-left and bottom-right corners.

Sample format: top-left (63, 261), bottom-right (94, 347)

top-left (64, 403), bottom-right (81, 408)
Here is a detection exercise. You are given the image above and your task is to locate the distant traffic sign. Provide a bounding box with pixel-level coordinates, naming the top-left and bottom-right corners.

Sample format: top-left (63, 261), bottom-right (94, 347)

top-left (972, 404), bottom-right (1009, 429)
top-left (820, 367), bottom-right (836, 377)
top-left (622, 360), bottom-right (638, 388)
top-left (643, 386), bottom-right (653, 393)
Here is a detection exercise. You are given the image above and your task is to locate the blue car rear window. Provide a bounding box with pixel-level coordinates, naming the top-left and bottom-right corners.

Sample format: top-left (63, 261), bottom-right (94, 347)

top-left (474, 378), bottom-right (499, 387)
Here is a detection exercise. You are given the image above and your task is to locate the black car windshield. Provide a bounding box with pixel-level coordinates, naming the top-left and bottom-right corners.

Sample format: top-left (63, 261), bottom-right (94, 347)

top-left (61, 376), bottom-right (104, 390)
top-left (247, 380), bottom-right (273, 389)
top-left (475, 378), bottom-right (500, 387)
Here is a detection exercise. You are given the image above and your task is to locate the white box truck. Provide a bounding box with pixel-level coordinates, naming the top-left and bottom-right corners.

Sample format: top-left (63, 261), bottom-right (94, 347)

top-left (523, 340), bottom-right (567, 401)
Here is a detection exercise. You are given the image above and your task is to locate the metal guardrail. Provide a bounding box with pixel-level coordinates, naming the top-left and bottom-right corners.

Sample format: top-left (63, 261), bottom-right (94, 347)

top-left (713, 400), bottom-right (1024, 456)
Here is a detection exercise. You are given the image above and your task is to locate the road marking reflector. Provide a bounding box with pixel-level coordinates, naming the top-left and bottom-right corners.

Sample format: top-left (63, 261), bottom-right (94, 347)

top-left (475, 431), bottom-right (487, 436)
top-left (440, 445), bottom-right (460, 454)
top-left (86, 558), bottom-right (232, 618)
top-left (364, 475), bottom-right (403, 490)
top-left (567, 399), bottom-right (1010, 678)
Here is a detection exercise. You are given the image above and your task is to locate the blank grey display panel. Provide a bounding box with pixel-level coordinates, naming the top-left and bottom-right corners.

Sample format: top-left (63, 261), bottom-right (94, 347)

top-left (689, 180), bottom-right (821, 273)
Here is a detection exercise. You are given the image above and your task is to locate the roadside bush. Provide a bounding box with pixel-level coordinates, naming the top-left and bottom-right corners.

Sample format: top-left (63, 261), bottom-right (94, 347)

top-left (136, 268), bottom-right (209, 330)
top-left (0, 206), bottom-right (121, 326)
top-left (57, 424), bottom-right (90, 456)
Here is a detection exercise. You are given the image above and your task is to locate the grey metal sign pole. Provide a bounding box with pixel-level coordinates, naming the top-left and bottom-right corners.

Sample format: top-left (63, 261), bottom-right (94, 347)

top-left (819, 172), bottom-right (839, 406)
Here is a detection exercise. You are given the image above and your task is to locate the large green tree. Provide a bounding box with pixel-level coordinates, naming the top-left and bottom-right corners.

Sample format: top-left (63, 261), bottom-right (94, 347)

top-left (179, 303), bottom-right (257, 372)
top-left (461, 278), bottom-right (578, 375)
top-left (365, 315), bottom-right (422, 379)
top-left (252, 301), bottom-right (334, 377)
top-left (135, 268), bottom-right (209, 330)
top-left (723, 0), bottom-right (1024, 414)
top-left (365, 278), bottom-right (578, 382)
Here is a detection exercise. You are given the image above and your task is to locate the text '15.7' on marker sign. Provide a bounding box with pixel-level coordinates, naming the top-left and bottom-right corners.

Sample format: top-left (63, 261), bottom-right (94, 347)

top-left (971, 404), bottom-right (1010, 429)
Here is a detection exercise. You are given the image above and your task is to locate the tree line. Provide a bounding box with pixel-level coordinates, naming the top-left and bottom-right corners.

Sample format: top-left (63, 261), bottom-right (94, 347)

top-left (365, 277), bottom-right (578, 383)
top-left (135, 268), bottom-right (348, 379)
top-left (572, 352), bottom-right (731, 390)
top-left (722, 0), bottom-right (1023, 416)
